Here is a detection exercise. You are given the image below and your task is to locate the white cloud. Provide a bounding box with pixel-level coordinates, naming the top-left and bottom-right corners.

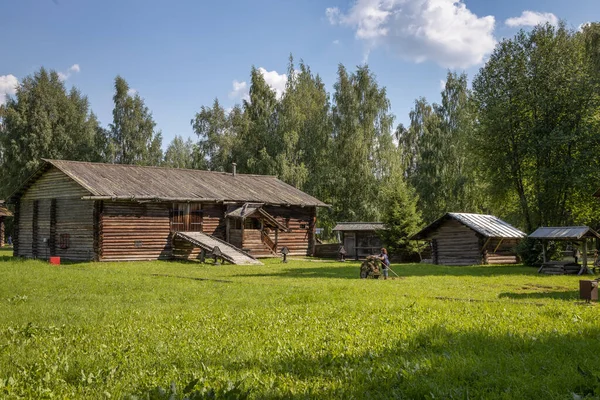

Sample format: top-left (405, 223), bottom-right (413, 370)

top-left (505, 11), bottom-right (558, 28)
top-left (229, 80), bottom-right (249, 101)
top-left (0, 74), bottom-right (18, 106)
top-left (579, 21), bottom-right (592, 32)
top-left (127, 88), bottom-right (137, 96)
top-left (440, 79), bottom-right (446, 90)
top-left (257, 68), bottom-right (287, 99)
top-left (58, 63), bottom-right (81, 81)
top-left (229, 68), bottom-right (290, 101)
top-left (325, 0), bottom-right (496, 68)
top-left (333, 39), bottom-right (340, 45)
top-left (326, 7), bottom-right (341, 24)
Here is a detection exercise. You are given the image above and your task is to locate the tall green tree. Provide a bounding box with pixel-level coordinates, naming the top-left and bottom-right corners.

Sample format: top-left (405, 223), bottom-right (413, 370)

top-left (330, 64), bottom-right (396, 222)
top-left (109, 76), bottom-right (162, 165)
top-left (0, 68), bottom-right (106, 196)
top-left (191, 99), bottom-right (242, 171)
top-left (164, 135), bottom-right (194, 168)
top-left (277, 57), bottom-right (332, 195)
top-left (238, 67), bottom-right (280, 176)
top-left (407, 72), bottom-right (484, 223)
top-left (473, 23), bottom-right (599, 231)
top-left (379, 172), bottom-right (423, 256)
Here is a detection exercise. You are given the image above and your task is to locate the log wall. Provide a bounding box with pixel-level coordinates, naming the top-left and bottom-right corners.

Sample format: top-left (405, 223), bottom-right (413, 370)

top-left (264, 205), bottom-right (314, 256)
top-left (484, 238), bottom-right (520, 264)
top-left (430, 220), bottom-right (481, 266)
top-left (172, 236), bottom-right (204, 261)
top-left (202, 204), bottom-right (226, 239)
top-left (16, 167), bottom-right (94, 260)
top-left (101, 202), bottom-right (172, 261)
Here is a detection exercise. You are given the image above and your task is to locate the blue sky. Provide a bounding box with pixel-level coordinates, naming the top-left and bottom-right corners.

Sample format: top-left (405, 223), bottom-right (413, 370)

top-left (1, 0), bottom-right (598, 148)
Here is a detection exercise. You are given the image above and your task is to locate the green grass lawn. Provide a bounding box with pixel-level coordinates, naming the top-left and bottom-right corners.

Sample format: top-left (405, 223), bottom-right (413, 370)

top-left (1, 248), bottom-right (599, 399)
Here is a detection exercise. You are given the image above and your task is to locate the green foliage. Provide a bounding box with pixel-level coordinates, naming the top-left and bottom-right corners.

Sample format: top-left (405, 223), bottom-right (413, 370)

top-left (109, 76), bottom-right (163, 165)
top-left (191, 99), bottom-right (241, 171)
top-left (472, 23), bottom-right (600, 231)
top-left (0, 68), bottom-right (107, 197)
top-left (164, 135), bottom-right (195, 168)
top-left (330, 64), bottom-right (396, 223)
top-left (379, 174), bottom-right (422, 256)
top-left (1, 251), bottom-right (599, 398)
top-left (402, 72), bottom-right (485, 224)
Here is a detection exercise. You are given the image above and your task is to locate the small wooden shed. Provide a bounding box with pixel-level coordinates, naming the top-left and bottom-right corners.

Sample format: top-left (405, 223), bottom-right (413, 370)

top-left (0, 201), bottom-right (13, 247)
top-left (410, 213), bottom-right (526, 266)
top-left (332, 222), bottom-right (385, 260)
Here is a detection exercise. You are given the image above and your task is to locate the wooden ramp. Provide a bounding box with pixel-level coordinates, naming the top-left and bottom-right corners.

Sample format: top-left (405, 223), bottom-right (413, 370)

top-left (174, 231), bottom-right (263, 265)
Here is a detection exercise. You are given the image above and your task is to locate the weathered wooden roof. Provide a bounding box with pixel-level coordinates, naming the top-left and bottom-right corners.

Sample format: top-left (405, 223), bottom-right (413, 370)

top-left (411, 212), bottom-right (526, 240)
top-left (529, 226), bottom-right (600, 240)
top-left (332, 222), bottom-right (386, 232)
top-left (0, 201), bottom-right (12, 217)
top-left (226, 203), bottom-right (289, 231)
top-left (11, 160), bottom-right (327, 207)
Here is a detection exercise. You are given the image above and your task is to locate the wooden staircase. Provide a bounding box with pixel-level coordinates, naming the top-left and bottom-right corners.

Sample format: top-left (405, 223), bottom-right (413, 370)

top-left (243, 230), bottom-right (278, 258)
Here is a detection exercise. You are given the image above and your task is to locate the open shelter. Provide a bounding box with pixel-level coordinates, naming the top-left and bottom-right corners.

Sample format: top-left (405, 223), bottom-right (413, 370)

top-left (528, 226), bottom-right (600, 275)
top-left (332, 222), bottom-right (385, 260)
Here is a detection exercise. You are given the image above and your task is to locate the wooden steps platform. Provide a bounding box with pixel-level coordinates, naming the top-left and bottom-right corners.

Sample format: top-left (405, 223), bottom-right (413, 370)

top-left (174, 231), bottom-right (262, 265)
top-left (538, 261), bottom-right (587, 275)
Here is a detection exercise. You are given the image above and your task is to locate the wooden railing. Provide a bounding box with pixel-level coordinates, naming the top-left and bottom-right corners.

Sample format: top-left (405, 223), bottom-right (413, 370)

top-left (261, 231), bottom-right (276, 253)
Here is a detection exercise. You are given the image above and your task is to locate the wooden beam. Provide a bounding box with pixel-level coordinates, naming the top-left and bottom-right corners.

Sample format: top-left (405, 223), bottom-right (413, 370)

top-left (493, 238), bottom-right (504, 254)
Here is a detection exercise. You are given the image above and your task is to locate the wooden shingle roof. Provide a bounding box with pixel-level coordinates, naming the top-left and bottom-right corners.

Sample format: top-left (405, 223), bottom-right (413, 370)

top-left (11, 159), bottom-right (328, 207)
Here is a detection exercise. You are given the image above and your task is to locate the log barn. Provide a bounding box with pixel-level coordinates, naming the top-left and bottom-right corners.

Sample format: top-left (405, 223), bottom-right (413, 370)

top-left (410, 213), bottom-right (526, 266)
top-left (9, 159), bottom-right (327, 262)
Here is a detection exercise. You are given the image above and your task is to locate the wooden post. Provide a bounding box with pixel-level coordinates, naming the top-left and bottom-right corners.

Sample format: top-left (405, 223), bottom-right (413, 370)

top-left (226, 218), bottom-right (230, 243)
top-left (0, 217), bottom-right (4, 247)
top-left (579, 239), bottom-right (590, 276)
top-left (241, 218), bottom-right (245, 250)
top-left (542, 241), bottom-right (547, 263)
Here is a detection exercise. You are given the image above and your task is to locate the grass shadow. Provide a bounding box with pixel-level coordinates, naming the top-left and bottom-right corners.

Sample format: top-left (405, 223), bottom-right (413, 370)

top-left (499, 290), bottom-right (580, 301)
top-left (233, 263), bottom-right (538, 280)
top-left (243, 325), bottom-right (600, 399)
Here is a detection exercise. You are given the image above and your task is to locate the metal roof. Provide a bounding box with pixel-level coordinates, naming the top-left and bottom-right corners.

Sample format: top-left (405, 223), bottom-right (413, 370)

top-left (332, 222), bottom-right (386, 232)
top-left (411, 212), bottom-right (526, 240)
top-left (10, 160), bottom-right (327, 207)
top-left (528, 226), bottom-right (600, 240)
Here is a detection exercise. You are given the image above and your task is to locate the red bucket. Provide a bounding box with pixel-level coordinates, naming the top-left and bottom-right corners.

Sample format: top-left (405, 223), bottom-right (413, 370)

top-left (49, 257), bottom-right (61, 265)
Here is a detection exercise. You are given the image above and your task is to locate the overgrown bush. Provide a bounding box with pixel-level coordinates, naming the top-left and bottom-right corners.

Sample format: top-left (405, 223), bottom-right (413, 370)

top-left (516, 238), bottom-right (563, 266)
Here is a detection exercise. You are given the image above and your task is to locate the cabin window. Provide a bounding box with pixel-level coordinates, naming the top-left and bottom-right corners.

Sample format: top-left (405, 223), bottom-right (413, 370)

top-left (59, 233), bottom-right (70, 249)
top-left (244, 218), bottom-right (260, 230)
top-left (170, 203), bottom-right (204, 232)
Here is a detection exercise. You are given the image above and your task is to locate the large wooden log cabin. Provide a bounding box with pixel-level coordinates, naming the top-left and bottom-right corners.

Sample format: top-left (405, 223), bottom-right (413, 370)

top-left (410, 213), bottom-right (526, 266)
top-left (9, 159), bottom-right (327, 261)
